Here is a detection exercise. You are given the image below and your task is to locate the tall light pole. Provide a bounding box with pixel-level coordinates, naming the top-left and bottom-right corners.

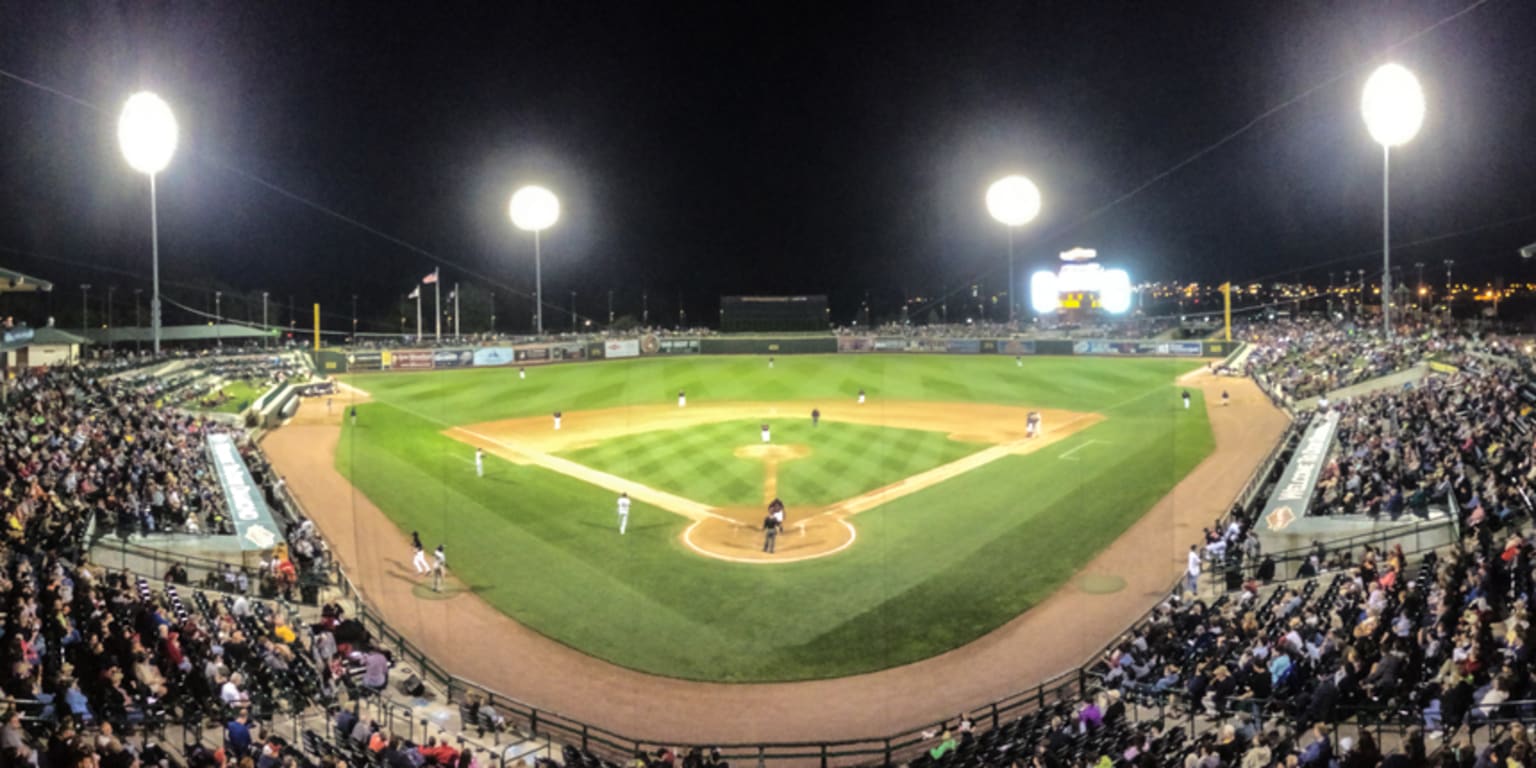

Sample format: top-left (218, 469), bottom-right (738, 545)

top-left (214, 290), bottom-right (222, 346)
top-left (117, 92), bottom-right (179, 355)
top-left (1361, 63), bottom-right (1426, 338)
top-left (490, 291), bottom-right (496, 333)
top-left (1444, 259), bottom-right (1455, 309)
top-left (509, 186), bottom-right (560, 336)
top-left (985, 175), bottom-right (1042, 323)
top-left (351, 294), bottom-right (358, 339)
top-left (570, 290), bottom-right (577, 333)
top-left (133, 288), bottom-right (142, 353)
top-left (81, 284), bottom-right (91, 339)
top-left (105, 286), bottom-right (116, 347)
top-left (608, 289), bottom-right (614, 325)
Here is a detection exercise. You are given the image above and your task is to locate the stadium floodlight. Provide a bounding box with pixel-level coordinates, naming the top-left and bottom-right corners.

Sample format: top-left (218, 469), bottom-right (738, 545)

top-left (1100, 269), bottom-right (1133, 314)
top-left (509, 185), bottom-right (561, 335)
top-left (1361, 63), bottom-right (1424, 339)
top-left (1029, 270), bottom-right (1059, 314)
top-left (986, 175), bottom-right (1042, 323)
top-left (118, 92), bottom-right (179, 355)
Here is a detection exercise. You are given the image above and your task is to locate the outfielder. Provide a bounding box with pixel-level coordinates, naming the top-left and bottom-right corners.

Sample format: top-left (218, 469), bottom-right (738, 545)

top-left (857, 388), bottom-right (866, 405)
top-left (1182, 390), bottom-right (1191, 410)
top-left (1026, 411), bottom-right (1042, 438)
top-left (553, 410), bottom-right (562, 430)
top-left (617, 492), bottom-right (630, 535)
top-left (678, 389), bottom-right (687, 408)
top-left (761, 422), bottom-right (771, 443)
top-left (411, 532), bottom-right (429, 574)
top-left (768, 356), bottom-right (775, 369)
top-left (474, 448), bottom-right (485, 478)
top-left (519, 366), bottom-right (526, 380)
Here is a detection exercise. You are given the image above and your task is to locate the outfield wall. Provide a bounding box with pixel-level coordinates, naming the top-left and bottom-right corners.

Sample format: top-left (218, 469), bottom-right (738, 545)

top-left (313, 336), bottom-right (1240, 373)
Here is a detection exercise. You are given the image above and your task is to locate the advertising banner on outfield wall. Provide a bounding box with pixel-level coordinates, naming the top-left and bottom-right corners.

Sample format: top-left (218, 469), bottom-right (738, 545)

top-left (605, 339), bottom-right (640, 358)
top-left (348, 351), bottom-right (382, 371)
top-left (433, 349), bottom-right (474, 368)
top-left (1260, 410), bottom-right (1341, 532)
top-left (997, 340), bottom-right (1036, 355)
top-left (515, 345), bottom-right (551, 363)
top-left (658, 339), bottom-right (700, 354)
top-left (207, 433), bottom-right (283, 551)
top-left (551, 343), bottom-right (587, 361)
top-left (383, 350), bottom-right (434, 370)
top-left (837, 336), bottom-right (876, 352)
top-left (945, 339), bottom-right (982, 354)
top-left (473, 347), bottom-right (515, 367)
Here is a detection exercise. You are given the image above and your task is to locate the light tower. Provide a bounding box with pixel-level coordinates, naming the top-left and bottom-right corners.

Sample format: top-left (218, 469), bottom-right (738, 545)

top-left (1361, 63), bottom-right (1426, 337)
top-left (985, 175), bottom-right (1042, 323)
top-left (509, 186), bottom-right (561, 335)
top-left (117, 92), bottom-right (180, 355)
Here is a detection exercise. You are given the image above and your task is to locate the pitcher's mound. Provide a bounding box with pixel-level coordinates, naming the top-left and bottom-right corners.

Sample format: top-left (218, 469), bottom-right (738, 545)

top-left (683, 513), bottom-right (855, 564)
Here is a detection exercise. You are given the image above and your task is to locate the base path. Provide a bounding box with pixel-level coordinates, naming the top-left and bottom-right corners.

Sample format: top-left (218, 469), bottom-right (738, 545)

top-left (261, 371), bottom-right (1286, 744)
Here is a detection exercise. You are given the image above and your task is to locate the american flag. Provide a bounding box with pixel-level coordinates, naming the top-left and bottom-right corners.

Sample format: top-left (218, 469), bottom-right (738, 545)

top-left (422, 269), bottom-right (439, 285)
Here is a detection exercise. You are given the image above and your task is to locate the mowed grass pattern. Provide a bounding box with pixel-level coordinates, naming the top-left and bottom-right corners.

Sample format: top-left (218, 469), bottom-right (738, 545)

top-left (338, 354), bottom-right (1215, 681)
top-left (563, 419), bottom-right (978, 507)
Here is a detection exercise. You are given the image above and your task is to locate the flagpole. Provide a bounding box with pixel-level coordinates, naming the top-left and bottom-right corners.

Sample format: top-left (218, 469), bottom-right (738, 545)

top-left (434, 270), bottom-right (442, 343)
top-left (454, 283), bottom-right (460, 340)
top-left (415, 291), bottom-right (422, 339)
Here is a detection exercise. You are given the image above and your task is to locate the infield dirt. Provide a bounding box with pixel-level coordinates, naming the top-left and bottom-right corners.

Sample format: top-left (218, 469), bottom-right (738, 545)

top-left (261, 370), bottom-right (1287, 744)
top-left (444, 400), bottom-right (1099, 563)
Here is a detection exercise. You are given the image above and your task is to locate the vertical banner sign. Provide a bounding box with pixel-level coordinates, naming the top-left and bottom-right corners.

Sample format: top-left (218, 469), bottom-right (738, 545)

top-left (1261, 411), bottom-right (1341, 531)
top-left (206, 433), bottom-right (283, 551)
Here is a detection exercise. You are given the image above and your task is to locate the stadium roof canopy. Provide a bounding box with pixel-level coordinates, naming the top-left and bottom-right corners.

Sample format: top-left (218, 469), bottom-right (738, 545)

top-left (0, 325), bottom-right (86, 352)
top-left (0, 266), bottom-right (54, 294)
top-left (80, 324), bottom-right (278, 343)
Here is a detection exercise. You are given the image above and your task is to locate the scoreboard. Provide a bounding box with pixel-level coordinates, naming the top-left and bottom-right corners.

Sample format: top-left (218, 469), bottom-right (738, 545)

top-left (720, 295), bottom-right (829, 333)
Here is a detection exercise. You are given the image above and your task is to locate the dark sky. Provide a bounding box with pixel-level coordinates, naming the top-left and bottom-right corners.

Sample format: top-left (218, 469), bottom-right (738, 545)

top-left (2, 0), bottom-right (1534, 330)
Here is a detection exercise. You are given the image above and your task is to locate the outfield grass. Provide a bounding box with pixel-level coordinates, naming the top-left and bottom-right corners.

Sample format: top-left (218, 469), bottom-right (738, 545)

top-left (563, 419), bottom-right (978, 507)
top-left (338, 355), bottom-right (1214, 681)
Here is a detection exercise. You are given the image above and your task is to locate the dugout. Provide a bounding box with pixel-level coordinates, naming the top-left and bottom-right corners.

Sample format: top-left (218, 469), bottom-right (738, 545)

top-left (720, 295), bottom-right (828, 333)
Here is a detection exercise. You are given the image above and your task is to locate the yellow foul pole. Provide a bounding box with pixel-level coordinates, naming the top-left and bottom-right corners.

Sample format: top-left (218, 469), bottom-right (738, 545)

top-left (1221, 283), bottom-right (1232, 341)
top-left (313, 303), bottom-right (321, 352)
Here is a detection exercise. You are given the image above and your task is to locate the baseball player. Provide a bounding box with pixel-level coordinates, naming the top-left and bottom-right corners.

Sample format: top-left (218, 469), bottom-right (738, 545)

top-left (811, 408), bottom-right (820, 427)
top-left (553, 410), bottom-right (562, 430)
top-left (762, 512), bottom-right (780, 554)
top-left (350, 405), bottom-right (357, 426)
top-left (474, 448), bottom-right (485, 477)
top-left (411, 532), bottom-right (429, 575)
top-left (678, 389), bottom-right (687, 408)
top-left (1026, 411), bottom-right (1042, 438)
top-left (1182, 390), bottom-right (1191, 410)
top-left (768, 356), bottom-right (775, 369)
top-left (761, 422), bottom-right (771, 443)
top-left (617, 492), bottom-right (630, 535)
top-left (1016, 355), bottom-right (1023, 368)
top-left (857, 388), bottom-right (866, 405)
top-left (1221, 390), bottom-right (1230, 407)
top-left (519, 366), bottom-right (526, 380)
top-left (326, 397), bottom-right (333, 414)
top-left (431, 545), bottom-right (447, 593)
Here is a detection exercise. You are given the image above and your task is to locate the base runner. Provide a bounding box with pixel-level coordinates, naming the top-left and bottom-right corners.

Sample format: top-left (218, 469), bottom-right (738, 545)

top-left (1026, 411), bottom-right (1042, 438)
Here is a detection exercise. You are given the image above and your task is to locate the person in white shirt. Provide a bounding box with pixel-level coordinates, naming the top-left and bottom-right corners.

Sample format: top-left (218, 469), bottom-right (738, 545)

top-left (617, 492), bottom-right (631, 535)
top-left (221, 672), bottom-right (248, 706)
top-left (474, 448), bottom-right (484, 478)
top-left (1185, 545), bottom-right (1202, 595)
top-left (678, 389), bottom-right (687, 408)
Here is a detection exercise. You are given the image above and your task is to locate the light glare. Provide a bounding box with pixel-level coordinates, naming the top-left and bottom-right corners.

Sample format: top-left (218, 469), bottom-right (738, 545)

top-left (118, 92), bottom-right (179, 175)
top-left (1361, 64), bottom-right (1425, 147)
top-left (1029, 270), bottom-right (1059, 314)
top-left (986, 176), bottom-right (1042, 227)
top-left (1101, 269), bottom-right (1133, 314)
top-left (510, 186), bottom-right (561, 231)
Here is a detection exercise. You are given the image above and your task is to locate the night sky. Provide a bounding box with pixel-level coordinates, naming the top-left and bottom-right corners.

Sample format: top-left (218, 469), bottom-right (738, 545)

top-left (2, 0), bottom-right (1534, 330)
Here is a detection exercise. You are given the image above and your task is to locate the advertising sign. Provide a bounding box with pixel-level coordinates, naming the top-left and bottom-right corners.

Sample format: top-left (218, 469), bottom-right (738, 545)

top-left (551, 343), bottom-right (587, 361)
top-left (207, 433), bottom-right (283, 552)
top-left (658, 339), bottom-right (700, 354)
top-left (945, 340), bottom-right (982, 354)
top-left (473, 347), bottom-right (515, 367)
top-left (383, 350), bottom-right (434, 370)
top-left (347, 351), bottom-right (382, 371)
top-left (516, 345), bottom-right (551, 363)
top-left (837, 336), bottom-right (876, 352)
top-left (605, 339), bottom-right (641, 358)
top-left (433, 349), bottom-right (474, 368)
top-left (1261, 411), bottom-right (1342, 531)
top-left (997, 340), bottom-right (1036, 355)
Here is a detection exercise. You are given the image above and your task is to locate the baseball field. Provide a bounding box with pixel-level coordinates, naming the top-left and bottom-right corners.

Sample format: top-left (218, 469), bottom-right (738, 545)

top-left (334, 353), bottom-right (1213, 682)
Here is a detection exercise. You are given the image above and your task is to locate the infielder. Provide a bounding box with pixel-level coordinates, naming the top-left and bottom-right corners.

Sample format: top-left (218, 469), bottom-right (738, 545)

top-left (519, 366), bottom-right (526, 380)
top-left (857, 388), bottom-right (866, 405)
top-left (678, 389), bottom-right (687, 408)
top-left (761, 422), bottom-right (771, 443)
top-left (811, 408), bottom-right (820, 427)
top-left (1026, 411), bottom-right (1042, 438)
top-left (474, 448), bottom-right (485, 478)
top-left (431, 545), bottom-right (447, 593)
top-left (553, 410), bottom-right (562, 430)
top-left (617, 492), bottom-right (630, 535)
top-left (411, 532), bottom-right (429, 575)
top-left (1182, 390), bottom-right (1191, 410)
top-left (1221, 390), bottom-right (1230, 407)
